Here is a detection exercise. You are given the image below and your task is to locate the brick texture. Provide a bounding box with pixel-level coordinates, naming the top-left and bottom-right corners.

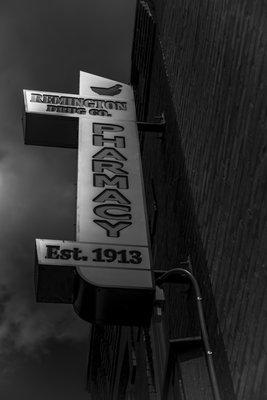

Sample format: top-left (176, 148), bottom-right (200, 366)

top-left (132, 1), bottom-right (266, 399)
top-left (87, 325), bottom-right (121, 400)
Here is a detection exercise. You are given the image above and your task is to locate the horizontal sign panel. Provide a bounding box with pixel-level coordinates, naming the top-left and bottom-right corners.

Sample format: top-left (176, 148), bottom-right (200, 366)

top-left (23, 90), bottom-right (136, 122)
top-left (36, 239), bottom-right (150, 270)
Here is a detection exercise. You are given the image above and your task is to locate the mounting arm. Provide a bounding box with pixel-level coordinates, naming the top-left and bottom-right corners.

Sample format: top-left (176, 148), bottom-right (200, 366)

top-left (154, 267), bottom-right (222, 400)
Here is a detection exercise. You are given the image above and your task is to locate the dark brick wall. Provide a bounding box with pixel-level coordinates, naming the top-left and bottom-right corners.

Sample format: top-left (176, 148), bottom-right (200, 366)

top-left (87, 1), bottom-right (266, 398)
top-left (87, 325), bottom-right (121, 400)
top-left (133, 1), bottom-right (266, 399)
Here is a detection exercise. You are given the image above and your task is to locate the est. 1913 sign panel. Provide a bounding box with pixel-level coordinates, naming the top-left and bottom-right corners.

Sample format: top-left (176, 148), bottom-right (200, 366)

top-left (24, 71), bottom-right (154, 325)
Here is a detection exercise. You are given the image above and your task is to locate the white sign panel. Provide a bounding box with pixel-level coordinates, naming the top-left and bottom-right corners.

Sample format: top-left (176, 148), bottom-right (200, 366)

top-left (23, 89), bottom-right (136, 122)
top-left (76, 72), bottom-right (152, 288)
top-left (36, 239), bottom-right (150, 270)
top-left (76, 118), bottom-right (148, 245)
top-left (79, 70), bottom-right (135, 101)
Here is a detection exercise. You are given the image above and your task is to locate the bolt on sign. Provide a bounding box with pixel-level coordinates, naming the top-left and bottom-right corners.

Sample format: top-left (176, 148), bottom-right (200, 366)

top-left (23, 72), bottom-right (154, 325)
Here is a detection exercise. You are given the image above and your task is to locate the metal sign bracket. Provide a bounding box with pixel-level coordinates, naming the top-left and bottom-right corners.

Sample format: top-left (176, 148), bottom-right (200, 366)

top-left (137, 113), bottom-right (165, 135)
top-left (153, 261), bottom-right (222, 400)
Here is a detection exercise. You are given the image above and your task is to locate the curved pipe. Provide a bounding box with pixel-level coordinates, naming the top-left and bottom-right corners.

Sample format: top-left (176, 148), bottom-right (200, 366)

top-left (156, 268), bottom-right (222, 400)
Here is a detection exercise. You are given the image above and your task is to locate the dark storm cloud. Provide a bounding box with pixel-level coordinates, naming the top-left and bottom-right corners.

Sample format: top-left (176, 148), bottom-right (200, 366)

top-left (0, 144), bottom-right (87, 353)
top-left (0, 0), bottom-right (134, 94)
top-left (0, 0), bottom-right (135, 358)
top-left (0, 149), bottom-right (7, 161)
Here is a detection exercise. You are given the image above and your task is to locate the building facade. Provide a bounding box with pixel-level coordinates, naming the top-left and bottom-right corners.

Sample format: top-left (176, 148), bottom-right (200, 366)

top-left (87, 1), bottom-right (266, 399)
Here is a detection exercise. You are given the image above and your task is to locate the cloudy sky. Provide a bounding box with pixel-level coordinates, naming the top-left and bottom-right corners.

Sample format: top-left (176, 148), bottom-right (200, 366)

top-left (0, 0), bottom-right (135, 398)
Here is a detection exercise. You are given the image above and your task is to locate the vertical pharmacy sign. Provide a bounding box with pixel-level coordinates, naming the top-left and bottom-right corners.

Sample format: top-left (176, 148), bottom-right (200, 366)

top-left (23, 72), bottom-right (154, 325)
